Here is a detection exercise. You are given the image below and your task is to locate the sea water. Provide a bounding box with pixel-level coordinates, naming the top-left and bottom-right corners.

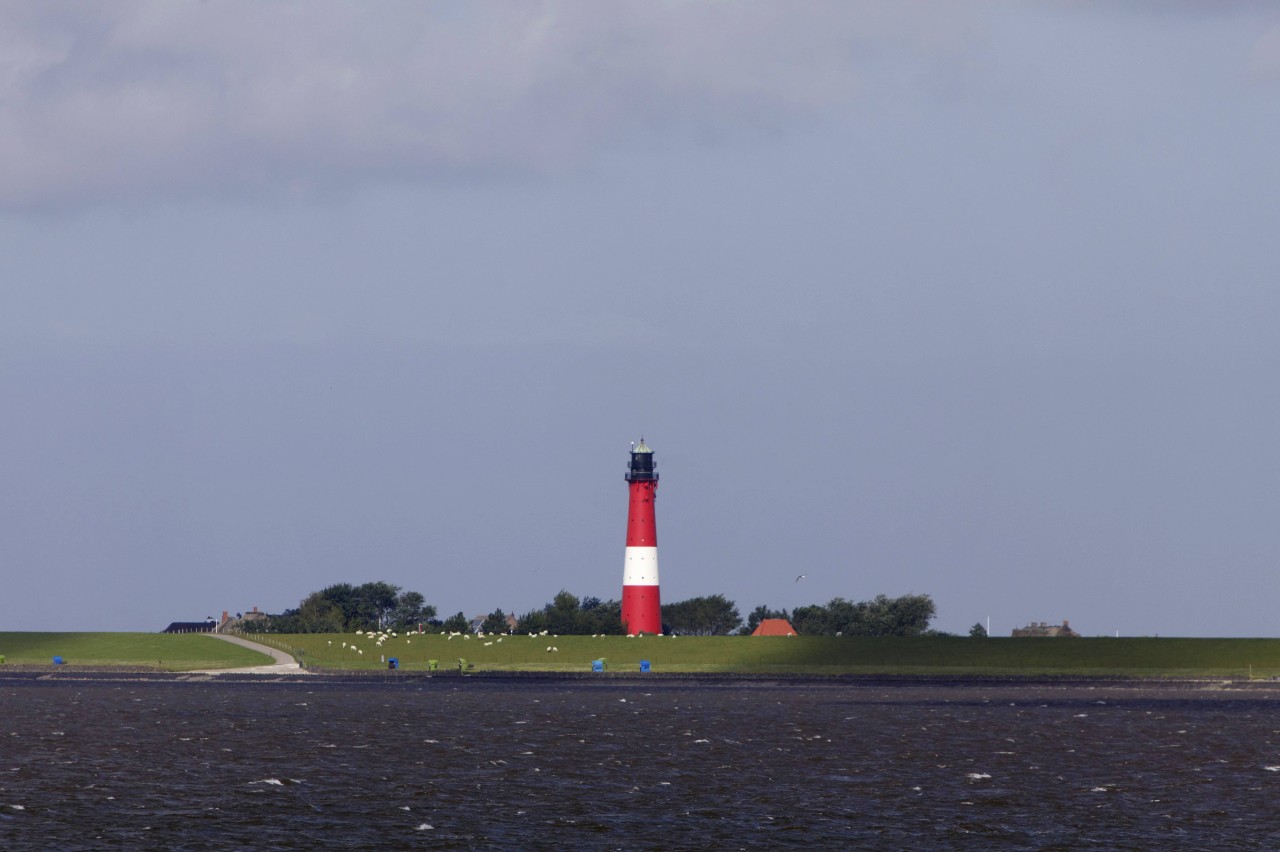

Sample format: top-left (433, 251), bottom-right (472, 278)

top-left (3, 676), bottom-right (1280, 849)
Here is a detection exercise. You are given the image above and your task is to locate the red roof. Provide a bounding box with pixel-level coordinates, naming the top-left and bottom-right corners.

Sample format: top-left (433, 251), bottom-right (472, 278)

top-left (751, 618), bottom-right (798, 636)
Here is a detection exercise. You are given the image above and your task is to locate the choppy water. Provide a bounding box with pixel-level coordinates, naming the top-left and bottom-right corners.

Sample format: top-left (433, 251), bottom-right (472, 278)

top-left (4, 676), bottom-right (1280, 849)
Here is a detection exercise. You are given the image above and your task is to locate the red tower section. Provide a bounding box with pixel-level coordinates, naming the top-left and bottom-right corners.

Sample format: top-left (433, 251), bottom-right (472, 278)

top-left (621, 438), bottom-right (662, 635)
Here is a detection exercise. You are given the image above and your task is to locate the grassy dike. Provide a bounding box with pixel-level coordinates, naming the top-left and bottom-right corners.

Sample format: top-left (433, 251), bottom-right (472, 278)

top-left (248, 632), bottom-right (1280, 678)
top-left (6, 631), bottom-right (1280, 677)
top-left (0, 632), bottom-right (273, 671)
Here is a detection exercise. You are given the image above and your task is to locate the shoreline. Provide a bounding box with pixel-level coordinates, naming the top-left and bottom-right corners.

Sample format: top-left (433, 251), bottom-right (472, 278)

top-left (4, 666), bottom-right (1280, 689)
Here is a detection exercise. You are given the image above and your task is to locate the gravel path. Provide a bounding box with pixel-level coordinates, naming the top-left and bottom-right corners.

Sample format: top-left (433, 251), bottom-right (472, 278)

top-left (197, 633), bottom-right (313, 674)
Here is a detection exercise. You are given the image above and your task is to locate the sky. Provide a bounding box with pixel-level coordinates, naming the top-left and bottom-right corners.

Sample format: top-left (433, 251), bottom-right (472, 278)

top-left (3, 2), bottom-right (1280, 636)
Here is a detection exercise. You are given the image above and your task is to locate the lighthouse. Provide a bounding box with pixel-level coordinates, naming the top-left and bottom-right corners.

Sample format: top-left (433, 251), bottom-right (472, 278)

top-left (622, 438), bottom-right (663, 635)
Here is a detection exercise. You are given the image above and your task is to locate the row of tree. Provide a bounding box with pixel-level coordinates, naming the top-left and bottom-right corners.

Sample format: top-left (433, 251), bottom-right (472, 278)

top-left (661, 594), bottom-right (741, 635)
top-left (742, 593), bottom-right (937, 637)
top-left (259, 582), bottom-right (436, 633)
top-left (513, 592), bottom-right (625, 635)
top-left (256, 582), bottom-right (939, 638)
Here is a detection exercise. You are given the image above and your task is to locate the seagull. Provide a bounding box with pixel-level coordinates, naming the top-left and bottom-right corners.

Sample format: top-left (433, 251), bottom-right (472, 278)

top-left (795, 574), bottom-right (807, 583)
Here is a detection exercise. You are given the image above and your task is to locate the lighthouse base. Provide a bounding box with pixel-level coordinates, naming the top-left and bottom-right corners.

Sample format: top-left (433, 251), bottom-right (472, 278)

top-left (622, 585), bottom-right (662, 635)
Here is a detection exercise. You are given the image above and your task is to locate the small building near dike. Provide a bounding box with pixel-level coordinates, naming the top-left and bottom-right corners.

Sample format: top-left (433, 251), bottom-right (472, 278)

top-left (752, 618), bottom-right (799, 636)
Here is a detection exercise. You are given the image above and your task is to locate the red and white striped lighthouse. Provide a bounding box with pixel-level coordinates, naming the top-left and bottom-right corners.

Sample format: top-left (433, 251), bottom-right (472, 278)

top-left (622, 438), bottom-right (662, 635)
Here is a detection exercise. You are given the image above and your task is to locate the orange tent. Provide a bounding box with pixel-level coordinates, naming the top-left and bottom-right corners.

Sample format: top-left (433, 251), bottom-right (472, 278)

top-left (751, 618), bottom-right (798, 636)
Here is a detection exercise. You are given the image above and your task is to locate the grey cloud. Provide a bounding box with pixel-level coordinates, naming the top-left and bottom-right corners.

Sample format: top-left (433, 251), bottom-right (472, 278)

top-left (0, 1), bottom-right (985, 211)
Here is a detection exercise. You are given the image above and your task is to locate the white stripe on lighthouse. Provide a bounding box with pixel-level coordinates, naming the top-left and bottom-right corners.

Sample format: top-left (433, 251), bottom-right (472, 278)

top-left (623, 546), bottom-right (660, 586)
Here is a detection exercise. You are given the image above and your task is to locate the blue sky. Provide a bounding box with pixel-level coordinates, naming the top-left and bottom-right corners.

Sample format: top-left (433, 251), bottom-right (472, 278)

top-left (3, 2), bottom-right (1280, 635)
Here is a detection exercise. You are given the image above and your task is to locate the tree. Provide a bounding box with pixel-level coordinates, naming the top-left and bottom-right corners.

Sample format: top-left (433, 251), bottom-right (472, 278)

top-left (292, 593), bottom-right (345, 633)
top-left (349, 581), bottom-right (400, 630)
top-left (867, 593), bottom-right (935, 637)
top-left (480, 609), bottom-right (511, 635)
top-left (578, 597), bottom-right (624, 635)
top-left (515, 591), bottom-right (624, 635)
top-left (545, 590), bottom-right (580, 635)
top-left (314, 583), bottom-right (358, 626)
top-left (257, 582), bottom-right (439, 633)
top-left (389, 591), bottom-right (436, 632)
top-left (516, 609), bottom-right (547, 634)
top-left (441, 611), bottom-right (469, 633)
top-left (969, 622), bottom-right (988, 638)
top-left (739, 605), bottom-right (790, 635)
top-left (784, 594), bottom-right (937, 637)
top-left (789, 603), bottom-right (833, 636)
top-left (661, 595), bottom-right (742, 635)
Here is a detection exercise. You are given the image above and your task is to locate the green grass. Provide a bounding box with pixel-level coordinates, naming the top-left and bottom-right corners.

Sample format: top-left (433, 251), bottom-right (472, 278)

top-left (6, 631), bottom-right (1280, 676)
top-left (0, 632), bottom-right (274, 671)
top-left (247, 632), bottom-right (1280, 678)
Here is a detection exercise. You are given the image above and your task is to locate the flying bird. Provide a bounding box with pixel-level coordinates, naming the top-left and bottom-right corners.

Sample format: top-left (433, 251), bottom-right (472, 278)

top-left (795, 574), bottom-right (807, 583)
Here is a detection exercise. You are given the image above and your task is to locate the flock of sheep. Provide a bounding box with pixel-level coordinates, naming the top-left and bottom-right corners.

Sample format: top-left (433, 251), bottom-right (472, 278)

top-left (325, 628), bottom-right (417, 656)
top-left (323, 626), bottom-right (675, 657)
